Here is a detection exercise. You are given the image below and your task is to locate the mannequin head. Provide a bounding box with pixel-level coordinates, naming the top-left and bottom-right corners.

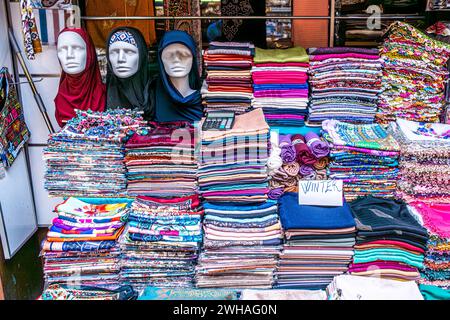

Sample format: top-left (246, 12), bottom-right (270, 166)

top-left (57, 31), bottom-right (87, 75)
top-left (108, 31), bottom-right (140, 79)
top-left (161, 43), bottom-right (193, 79)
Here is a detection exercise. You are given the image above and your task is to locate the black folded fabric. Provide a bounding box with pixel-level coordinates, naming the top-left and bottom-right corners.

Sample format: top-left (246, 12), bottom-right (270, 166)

top-left (350, 196), bottom-right (428, 238)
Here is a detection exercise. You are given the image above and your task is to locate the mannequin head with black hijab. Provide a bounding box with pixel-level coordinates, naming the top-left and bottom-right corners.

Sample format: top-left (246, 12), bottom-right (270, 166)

top-left (153, 30), bottom-right (203, 123)
top-left (106, 26), bottom-right (153, 119)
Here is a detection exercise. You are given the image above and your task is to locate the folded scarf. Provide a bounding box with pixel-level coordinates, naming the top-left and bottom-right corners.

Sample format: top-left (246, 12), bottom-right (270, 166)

top-left (299, 164), bottom-right (315, 177)
top-left (313, 157), bottom-right (329, 170)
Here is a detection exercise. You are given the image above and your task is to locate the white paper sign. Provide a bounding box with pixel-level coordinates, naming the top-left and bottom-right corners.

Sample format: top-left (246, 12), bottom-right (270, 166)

top-left (298, 180), bottom-right (343, 207)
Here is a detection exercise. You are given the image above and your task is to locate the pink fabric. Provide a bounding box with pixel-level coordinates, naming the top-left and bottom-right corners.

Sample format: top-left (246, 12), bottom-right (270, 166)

top-left (411, 202), bottom-right (450, 238)
top-left (310, 53), bottom-right (380, 61)
top-left (254, 62), bottom-right (310, 68)
top-left (253, 90), bottom-right (308, 98)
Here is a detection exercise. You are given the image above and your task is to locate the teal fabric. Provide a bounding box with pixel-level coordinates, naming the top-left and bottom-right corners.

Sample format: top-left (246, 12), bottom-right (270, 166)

top-left (270, 126), bottom-right (322, 136)
top-left (419, 284), bottom-right (450, 300)
top-left (138, 287), bottom-right (239, 300)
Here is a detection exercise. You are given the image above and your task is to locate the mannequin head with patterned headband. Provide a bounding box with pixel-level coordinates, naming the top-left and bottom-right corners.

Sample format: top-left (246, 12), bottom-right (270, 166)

top-left (108, 30), bottom-right (140, 79)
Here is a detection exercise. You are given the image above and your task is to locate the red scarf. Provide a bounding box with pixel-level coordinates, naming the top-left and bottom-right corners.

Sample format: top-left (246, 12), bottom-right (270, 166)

top-left (54, 28), bottom-right (105, 127)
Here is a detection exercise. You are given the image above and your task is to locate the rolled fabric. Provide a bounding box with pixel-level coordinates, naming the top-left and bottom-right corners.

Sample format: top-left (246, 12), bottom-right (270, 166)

top-left (302, 172), bottom-right (317, 180)
top-left (285, 177), bottom-right (298, 187)
top-left (269, 179), bottom-right (284, 189)
top-left (271, 145), bottom-right (282, 156)
top-left (291, 134), bottom-right (317, 165)
top-left (285, 185), bottom-right (298, 193)
top-left (268, 187), bottom-right (284, 200)
top-left (305, 132), bottom-right (330, 158)
top-left (272, 167), bottom-right (290, 181)
top-left (267, 153), bottom-right (283, 174)
top-left (299, 164), bottom-right (315, 177)
top-left (315, 169), bottom-right (327, 180)
top-left (313, 157), bottom-right (329, 170)
top-left (283, 162), bottom-right (300, 177)
top-left (270, 130), bottom-right (280, 148)
top-left (279, 134), bottom-right (292, 147)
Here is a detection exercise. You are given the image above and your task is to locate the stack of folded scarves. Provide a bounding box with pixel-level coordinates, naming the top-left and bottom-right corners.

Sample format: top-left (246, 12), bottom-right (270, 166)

top-left (392, 119), bottom-right (450, 204)
top-left (196, 201), bottom-right (283, 289)
top-left (377, 21), bottom-right (450, 123)
top-left (267, 131), bottom-right (330, 200)
top-left (41, 197), bottom-right (130, 289)
top-left (198, 109), bottom-right (270, 203)
top-left (202, 41), bottom-right (255, 114)
top-left (44, 109), bottom-right (145, 197)
top-left (119, 195), bottom-right (202, 290)
top-left (322, 119), bottom-right (400, 201)
top-left (125, 122), bottom-right (197, 197)
top-left (409, 202), bottom-right (450, 289)
top-left (251, 47), bottom-right (309, 127)
top-left (277, 192), bottom-right (356, 290)
top-left (349, 196), bottom-right (428, 281)
top-left (307, 47), bottom-right (382, 125)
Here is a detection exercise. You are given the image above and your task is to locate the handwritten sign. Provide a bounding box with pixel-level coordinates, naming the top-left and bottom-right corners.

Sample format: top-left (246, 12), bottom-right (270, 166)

top-left (298, 180), bottom-right (343, 207)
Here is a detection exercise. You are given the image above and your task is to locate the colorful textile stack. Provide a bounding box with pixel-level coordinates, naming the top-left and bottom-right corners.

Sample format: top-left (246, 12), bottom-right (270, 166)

top-left (377, 21), bottom-right (450, 123)
top-left (119, 195), bottom-right (202, 290)
top-left (196, 201), bottom-right (283, 289)
top-left (198, 109), bottom-right (270, 203)
top-left (307, 47), bottom-right (382, 125)
top-left (349, 197), bottom-right (428, 282)
top-left (267, 131), bottom-right (330, 200)
top-left (251, 47), bottom-right (309, 128)
top-left (277, 193), bottom-right (356, 290)
top-left (202, 42), bottom-right (254, 114)
top-left (410, 202), bottom-right (450, 288)
top-left (44, 110), bottom-right (145, 197)
top-left (125, 122), bottom-right (197, 197)
top-left (393, 119), bottom-right (450, 204)
top-left (39, 284), bottom-right (136, 300)
top-left (41, 198), bottom-right (130, 289)
top-left (322, 119), bottom-right (400, 201)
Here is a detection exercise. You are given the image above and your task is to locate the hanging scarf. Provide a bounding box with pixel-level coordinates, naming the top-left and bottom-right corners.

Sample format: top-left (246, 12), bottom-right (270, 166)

top-left (54, 28), bottom-right (105, 127)
top-left (106, 27), bottom-right (153, 119)
top-left (20, 0), bottom-right (42, 60)
top-left (154, 30), bottom-right (203, 123)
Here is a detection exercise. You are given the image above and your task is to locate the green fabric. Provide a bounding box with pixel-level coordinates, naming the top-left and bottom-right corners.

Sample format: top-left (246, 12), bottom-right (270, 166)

top-left (354, 248), bottom-right (424, 269)
top-left (254, 47), bottom-right (309, 64)
top-left (138, 287), bottom-right (239, 300)
top-left (419, 284), bottom-right (450, 300)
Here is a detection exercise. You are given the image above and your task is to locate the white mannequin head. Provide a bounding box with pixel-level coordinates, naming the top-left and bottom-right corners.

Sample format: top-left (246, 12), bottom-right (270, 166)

top-left (57, 31), bottom-right (87, 75)
top-left (108, 31), bottom-right (140, 79)
top-left (161, 43), bottom-right (193, 79)
top-left (161, 43), bottom-right (195, 97)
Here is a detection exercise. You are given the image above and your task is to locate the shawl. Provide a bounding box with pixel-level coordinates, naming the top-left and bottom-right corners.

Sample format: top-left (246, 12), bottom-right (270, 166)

top-left (54, 28), bottom-right (105, 127)
top-left (153, 30), bottom-right (203, 122)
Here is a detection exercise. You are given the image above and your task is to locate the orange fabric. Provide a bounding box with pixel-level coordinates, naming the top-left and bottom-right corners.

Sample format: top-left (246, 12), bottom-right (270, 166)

top-left (84, 0), bottom-right (156, 48)
top-left (292, 0), bottom-right (329, 48)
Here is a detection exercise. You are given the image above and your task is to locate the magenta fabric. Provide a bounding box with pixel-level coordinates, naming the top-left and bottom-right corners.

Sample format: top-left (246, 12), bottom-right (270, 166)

top-left (310, 53), bottom-right (380, 61)
top-left (411, 202), bottom-right (450, 238)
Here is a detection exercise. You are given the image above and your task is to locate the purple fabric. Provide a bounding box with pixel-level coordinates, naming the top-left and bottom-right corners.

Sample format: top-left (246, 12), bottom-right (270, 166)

top-left (268, 187), bottom-right (284, 200)
top-left (279, 134), bottom-right (292, 147)
top-left (202, 189), bottom-right (269, 196)
top-left (253, 90), bottom-right (309, 98)
top-left (265, 115), bottom-right (305, 120)
top-left (279, 134), bottom-right (296, 162)
top-left (305, 132), bottom-right (329, 158)
top-left (308, 47), bottom-right (379, 55)
top-left (299, 164), bottom-right (315, 176)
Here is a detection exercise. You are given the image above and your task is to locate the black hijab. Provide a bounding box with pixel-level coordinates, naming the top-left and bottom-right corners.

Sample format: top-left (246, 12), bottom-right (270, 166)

top-left (106, 27), bottom-right (153, 119)
top-left (153, 30), bottom-right (203, 123)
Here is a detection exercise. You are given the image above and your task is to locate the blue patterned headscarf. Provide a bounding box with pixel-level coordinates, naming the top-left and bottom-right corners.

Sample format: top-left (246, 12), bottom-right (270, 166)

top-left (108, 30), bottom-right (137, 47)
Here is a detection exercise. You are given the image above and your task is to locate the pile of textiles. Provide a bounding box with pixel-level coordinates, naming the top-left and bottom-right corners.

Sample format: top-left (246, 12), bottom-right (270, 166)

top-left (202, 42), bottom-right (254, 114)
top-left (409, 202), bottom-right (450, 288)
top-left (196, 201), bottom-right (283, 289)
top-left (349, 197), bottom-right (428, 282)
top-left (277, 192), bottom-right (356, 290)
top-left (119, 195), bottom-right (202, 290)
top-left (267, 130), bottom-right (330, 200)
top-left (327, 275), bottom-right (423, 300)
top-left (251, 47), bottom-right (309, 128)
top-left (427, 0), bottom-right (450, 10)
top-left (39, 284), bottom-right (136, 300)
top-left (40, 198), bottom-right (130, 288)
top-left (125, 122), bottom-right (197, 197)
top-left (198, 109), bottom-right (270, 203)
top-left (377, 21), bottom-right (450, 123)
top-left (307, 47), bottom-right (382, 125)
top-left (44, 110), bottom-right (145, 197)
top-left (322, 119), bottom-right (400, 201)
top-left (392, 119), bottom-right (450, 203)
